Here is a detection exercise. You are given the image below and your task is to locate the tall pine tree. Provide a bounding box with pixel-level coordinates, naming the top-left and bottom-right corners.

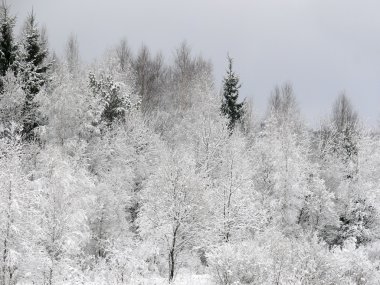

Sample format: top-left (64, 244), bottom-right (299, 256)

top-left (16, 11), bottom-right (50, 141)
top-left (221, 56), bottom-right (244, 132)
top-left (0, 2), bottom-right (17, 92)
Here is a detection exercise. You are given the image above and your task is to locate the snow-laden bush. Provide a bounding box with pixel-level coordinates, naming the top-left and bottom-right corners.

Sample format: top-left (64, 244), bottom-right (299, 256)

top-left (207, 241), bottom-right (271, 285)
top-left (330, 239), bottom-right (380, 285)
top-left (83, 243), bottom-right (151, 285)
top-left (207, 231), bottom-right (380, 285)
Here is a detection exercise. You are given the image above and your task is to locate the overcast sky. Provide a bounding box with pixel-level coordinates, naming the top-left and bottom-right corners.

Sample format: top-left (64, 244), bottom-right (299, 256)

top-left (10, 0), bottom-right (380, 126)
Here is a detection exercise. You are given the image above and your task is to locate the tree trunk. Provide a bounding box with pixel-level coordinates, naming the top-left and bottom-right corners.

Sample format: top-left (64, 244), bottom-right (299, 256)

top-left (168, 224), bottom-right (179, 283)
top-left (2, 181), bottom-right (12, 285)
top-left (168, 248), bottom-right (175, 283)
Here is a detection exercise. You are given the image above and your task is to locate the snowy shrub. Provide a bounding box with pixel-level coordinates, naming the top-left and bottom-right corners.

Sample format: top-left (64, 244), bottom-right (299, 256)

top-left (330, 239), bottom-right (380, 285)
top-left (83, 243), bottom-right (151, 285)
top-left (207, 231), bottom-right (380, 285)
top-left (207, 241), bottom-right (271, 285)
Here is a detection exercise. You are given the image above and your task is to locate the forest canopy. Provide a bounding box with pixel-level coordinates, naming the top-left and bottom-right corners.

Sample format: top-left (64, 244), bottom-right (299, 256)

top-left (1, 4), bottom-right (380, 285)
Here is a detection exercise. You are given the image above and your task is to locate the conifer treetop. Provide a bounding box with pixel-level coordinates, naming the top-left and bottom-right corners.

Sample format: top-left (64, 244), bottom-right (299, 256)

top-left (221, 55), bottom-right (245, 132)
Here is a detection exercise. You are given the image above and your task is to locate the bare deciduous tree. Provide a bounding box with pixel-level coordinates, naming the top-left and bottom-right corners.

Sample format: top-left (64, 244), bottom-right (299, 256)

top-left (332, 93), bottom-right (358, 134)
top-left (65, 33), bottom-right (79, 74)
top-left (116, 38), bottom-right (131, 72)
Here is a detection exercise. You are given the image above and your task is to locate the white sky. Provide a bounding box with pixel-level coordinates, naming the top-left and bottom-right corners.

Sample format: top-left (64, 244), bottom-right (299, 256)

top-left (10, 0), bottom-right (380, 127)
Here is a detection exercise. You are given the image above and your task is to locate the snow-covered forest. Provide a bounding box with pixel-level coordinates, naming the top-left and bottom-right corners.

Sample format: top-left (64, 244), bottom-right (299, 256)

top-left (1, 4), bottom-right (380, 285)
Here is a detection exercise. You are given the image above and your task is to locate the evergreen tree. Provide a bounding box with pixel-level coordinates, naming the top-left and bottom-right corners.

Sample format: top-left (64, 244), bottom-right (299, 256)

top-left (221, 56), bottom-right (244, 131)
top-left (0, 2), bottom-right (17, 91)
top-left (88, 72), bottom-right (129, 126)
top-left (16, 11), bottom-right (50, 141)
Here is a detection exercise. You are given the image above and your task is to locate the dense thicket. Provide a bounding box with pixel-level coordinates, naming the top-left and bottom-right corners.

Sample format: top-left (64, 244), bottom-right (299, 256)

top-left (1, 5), bottom-right (380, 285)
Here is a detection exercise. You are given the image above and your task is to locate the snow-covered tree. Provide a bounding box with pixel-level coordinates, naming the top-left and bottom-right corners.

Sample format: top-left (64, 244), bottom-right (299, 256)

top-left (65, 33), bottom-right (80, 75)
top-left (251, 85), bottom-right (311, 231)
top-left (0, 3), bottom-right (17, 78)
top-left (16, 11), bottom-right (50, 141)
top-left (0, 71), bottom-right (24, 123)
top-left (88, 71), bottom-right (136, 126)
top-left (315, 94), bottom-right (371, 248)
top-left (115, 38), bottom-right (131, 73)
top-left (31, 146), bottom-right (93, 284)
top-left (206, 133), bottom-right (262, 243)
top-left (0, 132), bottom-right (43, 284)
top-left (138, 151), bottom-right (204, 282)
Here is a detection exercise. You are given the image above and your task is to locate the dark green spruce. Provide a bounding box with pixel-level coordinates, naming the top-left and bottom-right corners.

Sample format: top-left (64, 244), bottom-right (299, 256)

top-left (221, 56), bottom-right (245, 132)
top-left (0, 2), bottom-right (17, 91)
top-left (17, 11), bottom-right (50, 141)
